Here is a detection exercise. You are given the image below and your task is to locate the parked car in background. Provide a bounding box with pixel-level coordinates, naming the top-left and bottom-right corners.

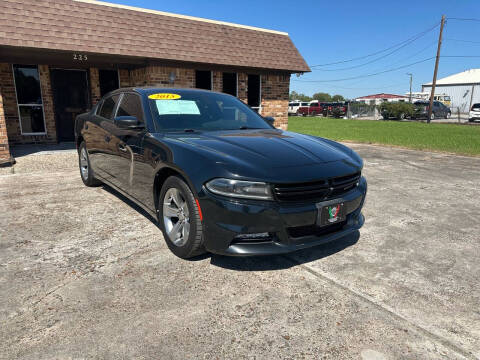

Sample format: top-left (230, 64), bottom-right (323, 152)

top-left (331, 102), bottom-right (348, 118)
top-left (297, 101), bottom-right (323, 116)
top-left (412, 100), bottom-right (451, 120)
top-left (288, 101), bottom-right (310, 115)
top-left (75, 88), bottom-right (367, 258)
top-left (469, 103), bottom-right (480, 122)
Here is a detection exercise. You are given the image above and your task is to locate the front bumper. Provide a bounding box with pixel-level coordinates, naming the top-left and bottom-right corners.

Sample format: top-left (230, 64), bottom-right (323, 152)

top-left (469, 112), bottom-right (480, 120)
top-left (198, 177), bottom-right (367, 256)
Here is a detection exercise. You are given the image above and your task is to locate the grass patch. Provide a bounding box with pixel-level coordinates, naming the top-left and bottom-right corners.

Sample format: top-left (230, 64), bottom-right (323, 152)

top-left (288, 116), bottom-right (480, 156)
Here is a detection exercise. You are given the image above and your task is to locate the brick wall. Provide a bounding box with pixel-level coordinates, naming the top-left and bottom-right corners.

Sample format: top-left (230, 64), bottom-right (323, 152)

top-left (119, 69), bottom-right (130, 88)
top-left (260, 73), bottom-right (290, 130)
top-left (212, 71), bottom-right (222, 93)
top-left (89, 68), bottom-right (101, 106)
top-left (0, 86), bottom-right (11, 162)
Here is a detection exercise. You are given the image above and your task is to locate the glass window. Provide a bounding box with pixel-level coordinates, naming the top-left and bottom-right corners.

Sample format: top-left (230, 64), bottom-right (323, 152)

top-left (99, 94), bottom-right (119, 120)
top-left (149, 91), bottom-right (271, 131)
top-left (116, 93), bottom-right (144, 123)
top-left (13, 65), bottom-right (46, 134)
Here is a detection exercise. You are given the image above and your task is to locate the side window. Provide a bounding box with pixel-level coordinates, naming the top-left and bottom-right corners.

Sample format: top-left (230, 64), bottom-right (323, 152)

top-left (95, 100), bottom-right (104, 115)
top-left (116, 93), bottom-right (144, 123)
top-left (98, 94), bottom-right (119, 120)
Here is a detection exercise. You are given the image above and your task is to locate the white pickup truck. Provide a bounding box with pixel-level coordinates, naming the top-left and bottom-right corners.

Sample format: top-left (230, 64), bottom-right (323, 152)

top-left (288, 101), bottom-right (310, 115)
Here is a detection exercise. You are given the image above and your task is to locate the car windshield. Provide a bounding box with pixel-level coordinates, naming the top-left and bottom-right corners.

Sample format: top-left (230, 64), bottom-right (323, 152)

top-left (149, 91), bottom-right (271, 132)
top-left (472, 103), bottom-right (480, 110)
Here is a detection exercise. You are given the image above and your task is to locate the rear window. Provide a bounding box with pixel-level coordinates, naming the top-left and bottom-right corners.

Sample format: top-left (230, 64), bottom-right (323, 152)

top-left (472, 103), bottom-right (480, 110)
top-left (98, 94), bottom-right (119, 120)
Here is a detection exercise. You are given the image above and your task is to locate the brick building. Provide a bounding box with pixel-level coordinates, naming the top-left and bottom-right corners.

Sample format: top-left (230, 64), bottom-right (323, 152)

top-left (0, 0), bottom-right (309, 165)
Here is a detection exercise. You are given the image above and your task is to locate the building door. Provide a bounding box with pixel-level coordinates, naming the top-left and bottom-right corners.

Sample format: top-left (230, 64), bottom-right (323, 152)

top-left (51, 69), bottom-right (89, 142)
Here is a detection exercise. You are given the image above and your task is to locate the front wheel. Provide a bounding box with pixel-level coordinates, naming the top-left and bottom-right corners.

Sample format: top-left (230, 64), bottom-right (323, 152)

top-left (430, 113), bottom-right (435, 121)
top-left (398, 113), bottom-right (405, 120)
top-left (159, 176), bottom-right (205, 259)
top-left (78, 142), bottom-right (102, 187)
top-left (445, 112), bottom-right (451, 119)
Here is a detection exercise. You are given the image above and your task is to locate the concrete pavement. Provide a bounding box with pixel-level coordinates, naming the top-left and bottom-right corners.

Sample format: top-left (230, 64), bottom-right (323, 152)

top-left (0, 144), bottom-right (479, 359)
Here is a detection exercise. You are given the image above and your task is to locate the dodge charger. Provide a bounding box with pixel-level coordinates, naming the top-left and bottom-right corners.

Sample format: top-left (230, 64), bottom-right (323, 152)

top-left (75, 88), bottom-right (367, 258)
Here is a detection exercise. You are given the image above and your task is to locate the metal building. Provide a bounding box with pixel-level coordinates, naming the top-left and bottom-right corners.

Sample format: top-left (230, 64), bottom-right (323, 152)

top-left (422, 69), bottom-right (480, 113)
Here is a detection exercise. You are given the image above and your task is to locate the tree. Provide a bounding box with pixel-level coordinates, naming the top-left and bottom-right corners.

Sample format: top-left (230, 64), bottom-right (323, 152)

top-left (312, 92), bottom-right (331, 102)
top-left (332, 94), bottom-right (345, 102)
top-left (289, 91), bottom-right (311, 102)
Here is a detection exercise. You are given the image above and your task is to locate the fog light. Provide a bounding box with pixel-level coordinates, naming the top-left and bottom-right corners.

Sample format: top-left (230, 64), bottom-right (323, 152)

top-left (232, 232), bottom-right (272, 244)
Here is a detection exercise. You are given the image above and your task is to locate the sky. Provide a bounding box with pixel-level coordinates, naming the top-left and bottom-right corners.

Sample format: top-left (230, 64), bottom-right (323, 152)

top-left (110, 0), bottom-right (479, 99)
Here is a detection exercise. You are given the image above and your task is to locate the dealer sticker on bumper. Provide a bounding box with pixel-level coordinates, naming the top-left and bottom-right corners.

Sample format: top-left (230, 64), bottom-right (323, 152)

top-left (318, 202), bottom-right (346, 226)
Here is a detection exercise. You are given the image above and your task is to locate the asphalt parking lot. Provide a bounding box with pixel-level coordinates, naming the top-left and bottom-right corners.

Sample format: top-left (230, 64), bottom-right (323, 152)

top-left (1, 144), bottom-right (479, 359)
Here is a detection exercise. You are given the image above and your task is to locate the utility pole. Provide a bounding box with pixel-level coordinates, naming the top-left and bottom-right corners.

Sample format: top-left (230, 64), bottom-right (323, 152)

top-left (407, 73), bottom-right (413, 103)
top-left (428, 15), bottom-right (446, 123)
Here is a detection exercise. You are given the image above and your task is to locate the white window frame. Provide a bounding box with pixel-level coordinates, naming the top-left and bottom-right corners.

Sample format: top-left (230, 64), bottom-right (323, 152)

top-left (12, 64), bottom-right (47, 136)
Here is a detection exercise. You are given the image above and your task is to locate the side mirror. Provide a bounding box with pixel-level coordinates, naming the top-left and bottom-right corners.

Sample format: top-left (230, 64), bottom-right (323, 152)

top-left (264, 116), bottom-right (275, 127)
top-left (115, 116), bottom-right (143, 129)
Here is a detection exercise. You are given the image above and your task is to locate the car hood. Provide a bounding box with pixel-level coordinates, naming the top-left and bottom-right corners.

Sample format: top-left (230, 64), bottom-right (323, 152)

top-left (159, 129), bottom-right (353, 168)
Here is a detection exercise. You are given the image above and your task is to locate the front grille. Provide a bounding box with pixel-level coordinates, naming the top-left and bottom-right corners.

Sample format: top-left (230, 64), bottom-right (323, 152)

top-left (287, 220), bottom-right (346, 239)
top-left (273, 172), bottom-right (361, 202)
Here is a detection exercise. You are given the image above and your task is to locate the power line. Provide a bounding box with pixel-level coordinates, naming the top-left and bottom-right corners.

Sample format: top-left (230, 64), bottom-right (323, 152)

top-left (311, 26), bottom-right (439, 71)
top-left (294, 57), bottom-right (434, 83)
top-left (445, 38), bottom-right (480, 45)
top-left (447, 17), bottom-right (480, 22)
top-left (309, 22), bottom-right (440, 68)
top-left (441, 55), bottom-right (480, 58)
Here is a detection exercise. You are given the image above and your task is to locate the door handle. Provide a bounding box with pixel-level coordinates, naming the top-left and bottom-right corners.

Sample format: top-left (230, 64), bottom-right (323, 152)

top-left (118, 144), bottom-right (127, 152)
top-left (104, 135), bottom-right (111, 143)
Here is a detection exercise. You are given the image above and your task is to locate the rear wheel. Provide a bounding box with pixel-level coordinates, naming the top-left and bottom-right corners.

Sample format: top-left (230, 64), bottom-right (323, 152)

top-left (430, 112), bottom-right (435, 121)
top-left (159, 176), bottom-right (205, 259)
top-left (445, 112), bottom-right (451, 119)
top-left (78, 142), bottom-right (102, 187)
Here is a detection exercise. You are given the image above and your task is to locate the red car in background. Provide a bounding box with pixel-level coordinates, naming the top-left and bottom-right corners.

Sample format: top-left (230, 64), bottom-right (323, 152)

top-left (297, 101), bottom-right (325, 116)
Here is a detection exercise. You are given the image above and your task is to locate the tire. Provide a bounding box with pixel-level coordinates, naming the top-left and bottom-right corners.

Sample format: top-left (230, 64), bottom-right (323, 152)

top-left (398, 113), bottom-right (405, 120)
top-left (158, 176), bottom-right (205, 259)
top-left (311, 111), bottom-right (317, 117)
top-left (430, 113), bottom-right (435, 121)
top-left (469, 118), bottom-right (474, 123)
top-left (445, 112), bottom-right (451, 119)
top-left (78, 141), bottom-right (102, 187)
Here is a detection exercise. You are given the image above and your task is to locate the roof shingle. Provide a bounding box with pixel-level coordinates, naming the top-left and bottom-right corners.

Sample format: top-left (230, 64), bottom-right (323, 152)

top-left (0, 0), bottom-right (310, 73)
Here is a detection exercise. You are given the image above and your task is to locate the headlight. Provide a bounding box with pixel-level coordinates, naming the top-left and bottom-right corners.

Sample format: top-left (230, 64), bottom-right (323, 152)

top-left (205, 178), bottom-right (273, 200)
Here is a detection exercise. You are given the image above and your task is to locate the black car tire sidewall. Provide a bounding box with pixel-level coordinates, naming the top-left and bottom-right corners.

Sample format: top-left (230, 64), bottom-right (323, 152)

top-left (78, 142), bottom-right (102, 187)
top-left (158, 176), bottom-right (205, 259)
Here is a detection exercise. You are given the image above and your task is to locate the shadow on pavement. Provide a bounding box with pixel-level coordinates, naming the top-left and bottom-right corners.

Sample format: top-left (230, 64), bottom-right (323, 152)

top-left (209, 231), bottom-right (360, 271)
top-left (11, 142), bottom-right (76, 158)
top-left (101, 183), bottom-right (360, 271)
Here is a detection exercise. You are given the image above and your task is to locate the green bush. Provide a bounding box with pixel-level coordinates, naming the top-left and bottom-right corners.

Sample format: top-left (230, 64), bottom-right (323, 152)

top-left (379, 102), bottom-right (414, 120)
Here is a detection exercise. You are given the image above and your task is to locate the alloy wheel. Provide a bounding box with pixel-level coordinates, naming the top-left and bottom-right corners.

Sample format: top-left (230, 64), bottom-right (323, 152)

top-left (163, 188), bottom-right (190, 246)
top-left (80, 147), bottom-right (89, 180)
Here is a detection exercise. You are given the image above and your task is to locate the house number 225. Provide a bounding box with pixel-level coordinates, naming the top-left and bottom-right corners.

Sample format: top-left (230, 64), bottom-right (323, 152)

top-left (73, 53), bottom-right (88, 61)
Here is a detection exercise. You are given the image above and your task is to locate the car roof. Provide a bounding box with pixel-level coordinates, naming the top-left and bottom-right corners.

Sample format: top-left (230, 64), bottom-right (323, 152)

top-left (104, 87), bottom-right (233, 98)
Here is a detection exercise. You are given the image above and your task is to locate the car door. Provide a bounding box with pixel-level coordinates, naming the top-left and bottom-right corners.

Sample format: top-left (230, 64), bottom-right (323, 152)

top-left (108, 92), bottom-right (148, 195)
top-left (86, 93), bottom-right (120, 179)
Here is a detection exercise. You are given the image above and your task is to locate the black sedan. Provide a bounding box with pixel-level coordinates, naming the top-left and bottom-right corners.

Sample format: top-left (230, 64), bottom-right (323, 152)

top-left (413, 100), bottom-right (451, 120)
top-left (75, 88), bottom-right (367, 258)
